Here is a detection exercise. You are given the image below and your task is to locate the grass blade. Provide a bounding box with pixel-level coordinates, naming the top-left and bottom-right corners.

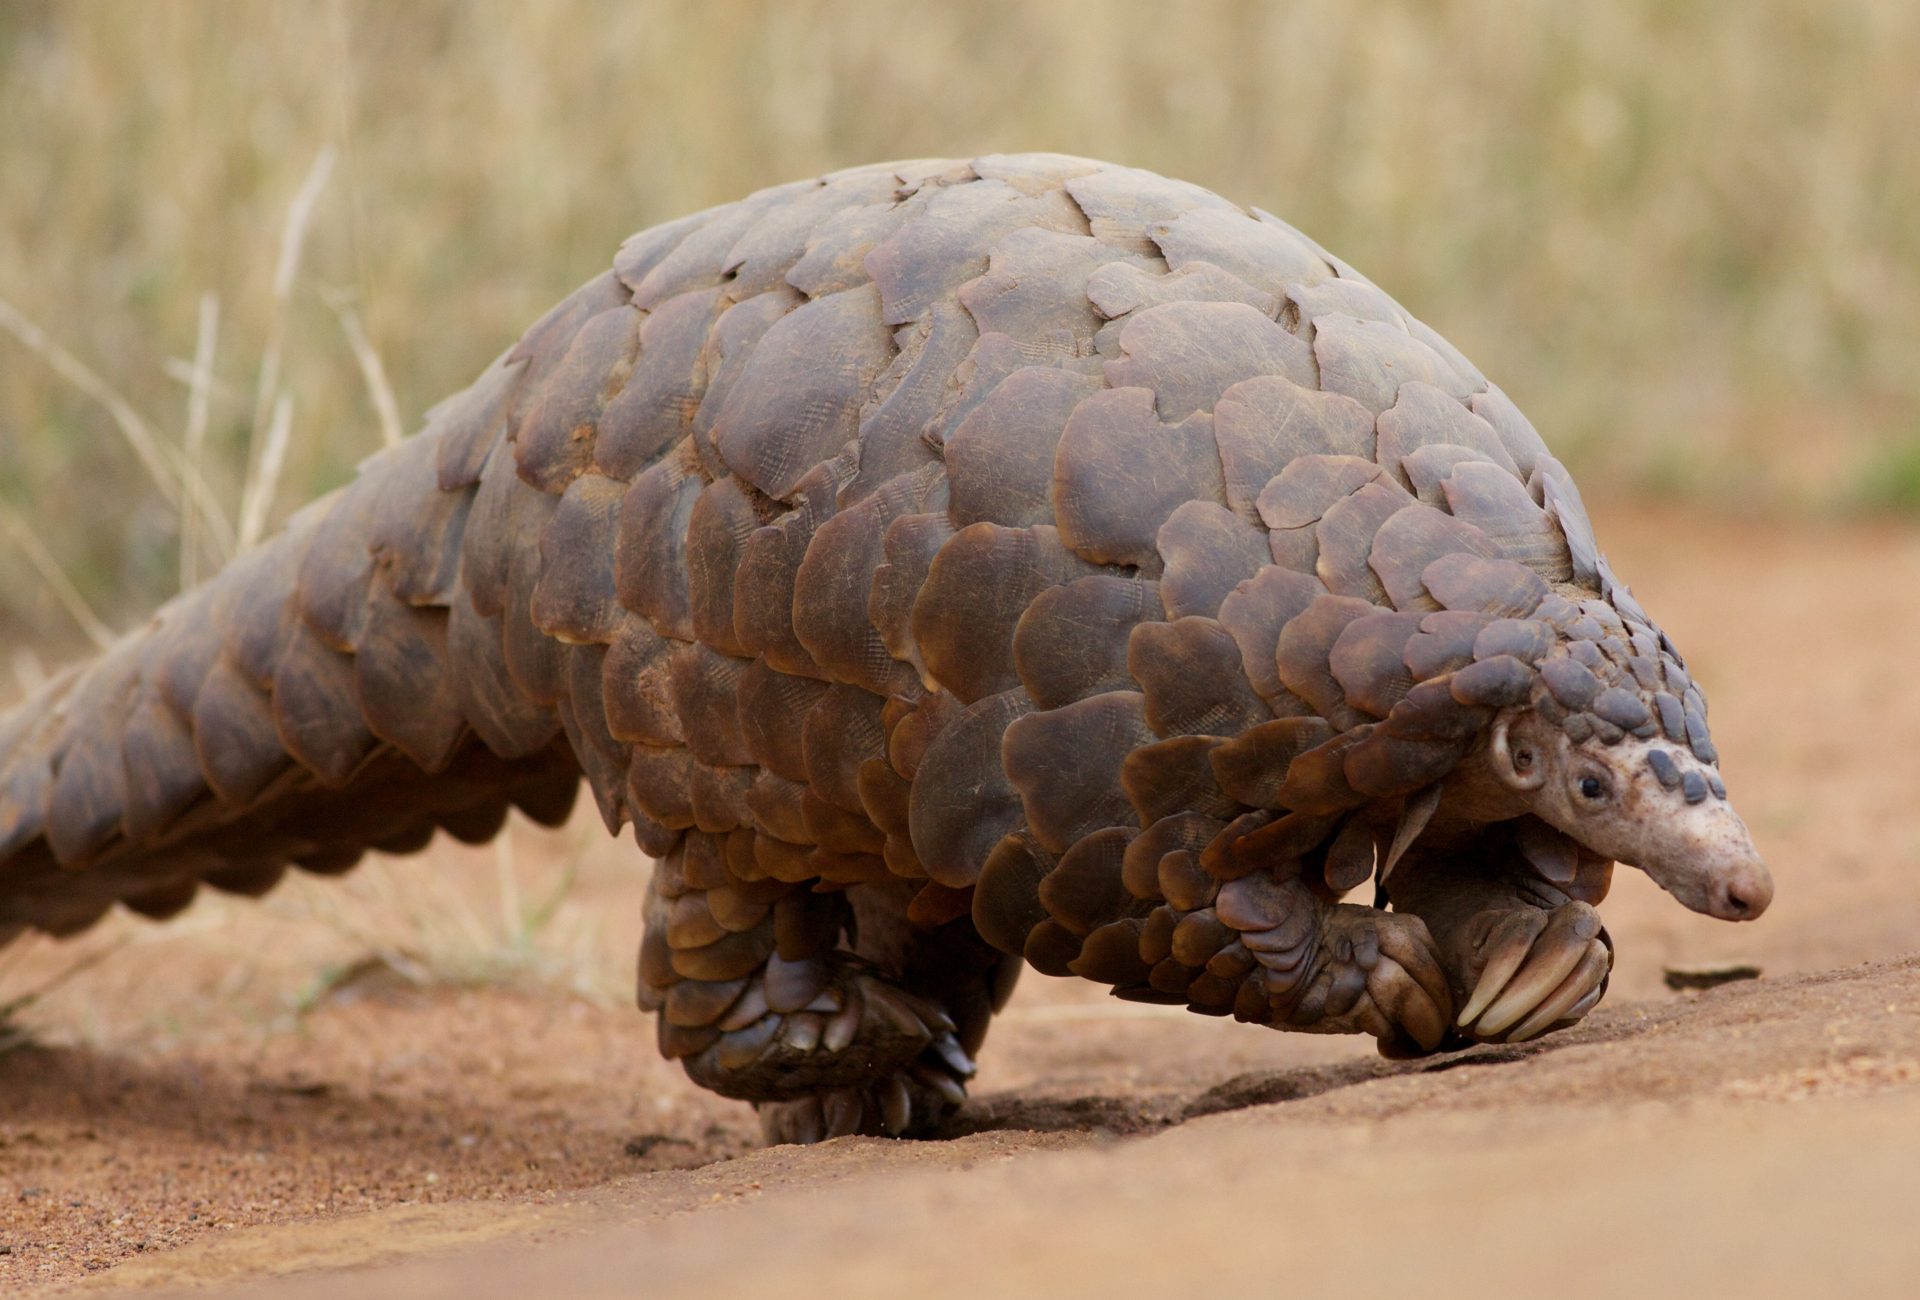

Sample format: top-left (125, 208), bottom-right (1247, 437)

top-left (328, 293), bottom-right (406, 449)
top-left (179, 291), bottom-right (221, 589)
top-left (237, 392), bottom-right (294, 551)
top-left (245, 148), bottom-right (335, 488)
top-left (0, 500), bottom-right (115, 649)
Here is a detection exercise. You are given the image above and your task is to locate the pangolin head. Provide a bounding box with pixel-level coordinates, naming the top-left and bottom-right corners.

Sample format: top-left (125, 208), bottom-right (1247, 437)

top-left (1487, 707), bottom-right (1771, 921)
top-left (1322, 555), bottom-right (1772, 924)
top-left (1464, 583), bottom-right (1773, 922)
top-left (1217, 521), bottom-right (1772, 926)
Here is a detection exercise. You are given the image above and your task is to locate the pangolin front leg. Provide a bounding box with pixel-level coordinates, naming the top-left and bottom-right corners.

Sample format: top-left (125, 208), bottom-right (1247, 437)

top-left (637, 835), bottom-right (995, 1141)
top-left (1207, 871), bottom-right (1455, 1056)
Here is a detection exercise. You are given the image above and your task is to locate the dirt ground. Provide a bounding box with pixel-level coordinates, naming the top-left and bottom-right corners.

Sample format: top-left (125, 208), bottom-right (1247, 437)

top-left (4, 498), bottom-right (1920, 1297)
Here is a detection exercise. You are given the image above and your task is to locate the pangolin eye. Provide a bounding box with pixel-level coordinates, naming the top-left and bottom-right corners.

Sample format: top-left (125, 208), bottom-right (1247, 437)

top-left (1579, 776), bottom-right (1606, 801)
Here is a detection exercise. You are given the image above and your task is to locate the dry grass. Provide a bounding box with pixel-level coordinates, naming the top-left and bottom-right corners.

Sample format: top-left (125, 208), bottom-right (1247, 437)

top-left (271, 818), bottom-right (633, 1013)
top-left (1, 1), bottom-right (1916, 656)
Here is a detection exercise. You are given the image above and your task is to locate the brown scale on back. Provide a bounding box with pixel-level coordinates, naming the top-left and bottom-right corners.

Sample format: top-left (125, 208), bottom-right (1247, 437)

top-left (0, 154), bottom-right (1771, 1143)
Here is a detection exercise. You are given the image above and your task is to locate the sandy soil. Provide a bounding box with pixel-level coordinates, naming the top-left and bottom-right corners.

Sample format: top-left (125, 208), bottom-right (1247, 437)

top-left (4, 498), bottom-right (1920, 1297)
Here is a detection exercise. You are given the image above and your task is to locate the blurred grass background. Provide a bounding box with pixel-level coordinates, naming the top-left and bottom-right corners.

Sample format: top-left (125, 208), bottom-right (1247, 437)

top-left (2, 0), bottom-right (1916, 663)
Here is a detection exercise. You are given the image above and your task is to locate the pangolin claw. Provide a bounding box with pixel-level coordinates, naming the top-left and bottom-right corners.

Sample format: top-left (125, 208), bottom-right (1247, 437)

top-left (1457, 902), bottom-right (1609, 1042)
top-left (1506, 941), bottom-right (1612, 1043)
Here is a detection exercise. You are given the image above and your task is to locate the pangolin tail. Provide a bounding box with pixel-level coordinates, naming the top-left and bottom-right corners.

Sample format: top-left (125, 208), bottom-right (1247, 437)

top-left (0, 350), bottom-right (583, 942)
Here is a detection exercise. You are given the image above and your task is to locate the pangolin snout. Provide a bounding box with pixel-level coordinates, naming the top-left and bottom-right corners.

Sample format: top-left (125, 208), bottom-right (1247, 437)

top-left (1617, 781), bottom-right (1774, 922)
top-left (1702, 851), bottom-right (1773, 921)
top-left (1639, 838), bottom-right (1772, 922)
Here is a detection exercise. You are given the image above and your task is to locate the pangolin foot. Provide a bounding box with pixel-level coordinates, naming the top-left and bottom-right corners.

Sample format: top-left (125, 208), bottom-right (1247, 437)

top-left (753, 988), bottom-right (975, 1144)
top-left (685, 968), bottom-right (974, 1140)
top-left (755, 1043), bottom-right (973, 1144)
top-left (1454, 901), bottom-right (1611, 1044)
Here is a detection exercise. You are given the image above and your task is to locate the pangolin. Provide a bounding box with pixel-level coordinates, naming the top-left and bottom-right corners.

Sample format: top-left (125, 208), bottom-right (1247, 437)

top-left (0, 154), bottom-right (1772, 1143)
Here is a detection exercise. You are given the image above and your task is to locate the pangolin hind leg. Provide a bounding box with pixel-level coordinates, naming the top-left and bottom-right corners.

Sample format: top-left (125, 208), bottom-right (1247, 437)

top-left (1385, 843), bottom-right (1614, 1047)
top-left (637, 836), bottom-right (1009, 1141)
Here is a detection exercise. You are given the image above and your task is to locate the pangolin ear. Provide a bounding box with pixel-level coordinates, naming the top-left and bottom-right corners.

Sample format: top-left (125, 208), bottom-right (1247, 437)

top-left (1490, 714), bottom-right (1546, 792)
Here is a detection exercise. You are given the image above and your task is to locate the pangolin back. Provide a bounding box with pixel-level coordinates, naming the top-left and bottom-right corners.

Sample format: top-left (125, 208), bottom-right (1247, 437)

top-left (0, 154), bottom-right (1705, 988)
